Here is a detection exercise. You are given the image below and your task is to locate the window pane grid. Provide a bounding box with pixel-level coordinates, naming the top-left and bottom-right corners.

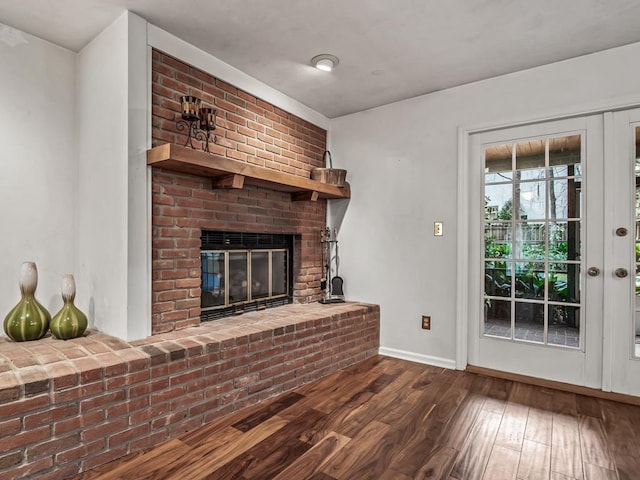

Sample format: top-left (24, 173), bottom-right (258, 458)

top-left (483, 133), bottom-right (583, 348)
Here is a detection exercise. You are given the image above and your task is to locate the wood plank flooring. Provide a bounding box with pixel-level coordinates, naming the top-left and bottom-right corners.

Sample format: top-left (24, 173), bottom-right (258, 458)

top-left (75, 355), bottom-right (640, 480)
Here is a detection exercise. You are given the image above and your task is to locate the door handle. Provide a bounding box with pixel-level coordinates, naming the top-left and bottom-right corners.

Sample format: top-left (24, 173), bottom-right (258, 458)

top-left (587, 267), bottom-right (600, 277)
top-left (614, 268), bottom-right (629, 278)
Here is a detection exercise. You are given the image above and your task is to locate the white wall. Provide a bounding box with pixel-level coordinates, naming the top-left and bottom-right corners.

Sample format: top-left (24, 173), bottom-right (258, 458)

top-left (126, 15), bottom-right (151, 341)
top-left (0, 28), bottom-right (77, 322)
top-left (77, 12), bottom-right (150, 340)
top-left (329, 42), bottom-right (640, 367)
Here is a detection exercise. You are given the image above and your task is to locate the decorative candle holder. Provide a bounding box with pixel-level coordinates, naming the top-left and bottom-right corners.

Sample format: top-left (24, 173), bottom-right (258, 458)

top-left (180, 95), bottom-right (200, 120)
top-left (199, 107), bottom-right (217, 153)
top-left (175, 95), bottom-right (217, 152)
top-left (176, 95), bottom-right (202, 149)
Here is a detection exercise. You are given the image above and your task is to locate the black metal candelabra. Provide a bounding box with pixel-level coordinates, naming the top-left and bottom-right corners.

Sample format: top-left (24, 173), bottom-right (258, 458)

top-left (198, 107), bottom-right (216, 153)
top-left (176, 96), bottom-right (217, 153)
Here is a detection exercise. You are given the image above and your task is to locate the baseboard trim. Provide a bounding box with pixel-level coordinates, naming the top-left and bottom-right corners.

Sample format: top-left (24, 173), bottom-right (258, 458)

top-left (378, 347), bottom-right (456, 370)
top-left (467, 364), bottom-right (640, 406)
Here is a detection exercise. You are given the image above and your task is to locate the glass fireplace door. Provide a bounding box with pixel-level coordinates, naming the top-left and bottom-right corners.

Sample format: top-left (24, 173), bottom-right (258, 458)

top-left (251, 251), bottom-right (270, 300)
top-left (201, 248), bottom-right (290, 314)
top-left (228, 251), bottom-right (249, 304)
top-left (201, 252), bottom-right (225, 308)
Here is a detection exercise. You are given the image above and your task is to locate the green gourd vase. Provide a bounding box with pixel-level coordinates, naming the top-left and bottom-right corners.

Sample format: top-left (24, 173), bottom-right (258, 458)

top-left (50, 274), bottom-right (87, 340)
top-left (3, 262), bottom-right (51, 341)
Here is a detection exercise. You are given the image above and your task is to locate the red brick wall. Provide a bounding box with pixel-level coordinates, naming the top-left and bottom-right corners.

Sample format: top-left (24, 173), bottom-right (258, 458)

top-left (0, 304), bottom-right (380, 479)
top-left (151, 50), bottom-right (328, 334)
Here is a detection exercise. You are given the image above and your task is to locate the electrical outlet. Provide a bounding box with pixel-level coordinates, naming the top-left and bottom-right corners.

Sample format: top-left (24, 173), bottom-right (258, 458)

top-left (434, 222), bottom-right (443, 236)
top-left (422, 315), bottom-right (431, 330)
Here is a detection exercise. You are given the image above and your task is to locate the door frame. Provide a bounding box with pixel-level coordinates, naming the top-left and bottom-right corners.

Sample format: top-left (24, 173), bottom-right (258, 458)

top-left (456, 102), bottom-right (640, 392)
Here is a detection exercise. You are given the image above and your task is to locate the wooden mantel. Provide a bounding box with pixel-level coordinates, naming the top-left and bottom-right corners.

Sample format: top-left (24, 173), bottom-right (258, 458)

top-left (147, 143), bottom-right (350, 201)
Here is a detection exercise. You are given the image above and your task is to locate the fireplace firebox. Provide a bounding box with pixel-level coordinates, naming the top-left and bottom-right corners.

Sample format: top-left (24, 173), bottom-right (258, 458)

top-left (200, 231), bottom-right (294, 321)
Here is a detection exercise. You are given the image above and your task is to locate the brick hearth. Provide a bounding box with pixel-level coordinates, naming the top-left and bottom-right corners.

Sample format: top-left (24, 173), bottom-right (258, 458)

top-left (0, 303), bottom-right (379, 479)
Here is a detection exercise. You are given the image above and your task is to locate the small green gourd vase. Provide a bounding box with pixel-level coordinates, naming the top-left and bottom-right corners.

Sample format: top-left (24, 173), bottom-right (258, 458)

top-left (50, 274), bottom-right (87, 340)
top-left (4, 262), bottom-right (51, 341)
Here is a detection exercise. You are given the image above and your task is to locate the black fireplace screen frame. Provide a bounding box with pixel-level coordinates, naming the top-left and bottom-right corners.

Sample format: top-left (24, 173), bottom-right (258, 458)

top-left (200, 231), bottom-right (294, 321)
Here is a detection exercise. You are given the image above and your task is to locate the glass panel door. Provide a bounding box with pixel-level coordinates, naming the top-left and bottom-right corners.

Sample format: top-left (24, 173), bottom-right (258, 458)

top-left (483, 135), bottom-right (582, 348)
top-left (470, 109), bottom-right (640, 394)
top-left (468, 115), bottom-right (604, 388)
top-left (608, 110), bottom-right (640, 396)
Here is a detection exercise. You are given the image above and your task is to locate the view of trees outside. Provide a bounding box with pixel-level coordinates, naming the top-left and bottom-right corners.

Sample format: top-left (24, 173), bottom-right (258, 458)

top-left (483, 135), bottom-right (582, 346)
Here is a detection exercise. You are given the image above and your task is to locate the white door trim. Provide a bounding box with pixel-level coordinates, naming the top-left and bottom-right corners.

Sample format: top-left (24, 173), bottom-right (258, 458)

top-left (456, 126), bottom-right (470, 369)
top-left (601, 111), bottom-right (615, 392)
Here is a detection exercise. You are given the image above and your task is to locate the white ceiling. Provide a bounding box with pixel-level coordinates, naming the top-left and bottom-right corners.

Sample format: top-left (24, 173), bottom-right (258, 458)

top-left (3, 0), bottom-right (640, 118)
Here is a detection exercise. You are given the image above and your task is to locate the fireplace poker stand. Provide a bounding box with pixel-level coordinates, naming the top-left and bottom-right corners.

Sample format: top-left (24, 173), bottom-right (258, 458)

top-left (319, 227), bottom-right (345, 304)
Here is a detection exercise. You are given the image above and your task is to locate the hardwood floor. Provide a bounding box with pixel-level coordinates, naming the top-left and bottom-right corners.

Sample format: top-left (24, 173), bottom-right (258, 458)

top-left (75, 355), bottom-right (640, 479)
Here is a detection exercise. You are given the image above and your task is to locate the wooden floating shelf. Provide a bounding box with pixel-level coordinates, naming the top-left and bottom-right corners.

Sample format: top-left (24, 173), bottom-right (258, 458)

top-left (147, 144), bottom-right (350, 201)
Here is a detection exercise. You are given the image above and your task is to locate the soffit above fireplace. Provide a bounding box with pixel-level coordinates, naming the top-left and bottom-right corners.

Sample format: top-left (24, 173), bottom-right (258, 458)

top-left (147, 143), bottom-right (350, 201)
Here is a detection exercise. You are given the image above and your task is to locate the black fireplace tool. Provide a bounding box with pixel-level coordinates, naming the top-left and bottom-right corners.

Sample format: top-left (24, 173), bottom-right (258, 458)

top-left (319, 227), bottom-right (345, 304)
top-left (330, 238), bottom-right (344, 296)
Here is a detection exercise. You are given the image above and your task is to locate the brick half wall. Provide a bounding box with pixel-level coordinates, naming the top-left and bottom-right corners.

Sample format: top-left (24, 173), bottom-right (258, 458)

top-left (152, 50), bottom-right (328, 335)
top-left (0, 303), bottom-right (379, 479)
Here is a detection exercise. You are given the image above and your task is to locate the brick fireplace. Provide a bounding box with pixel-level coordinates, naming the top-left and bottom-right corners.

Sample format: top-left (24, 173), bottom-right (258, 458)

top-left (0, 50), bottom-right (380, 480)
top-left (152, 50), bottom-right (328, 335)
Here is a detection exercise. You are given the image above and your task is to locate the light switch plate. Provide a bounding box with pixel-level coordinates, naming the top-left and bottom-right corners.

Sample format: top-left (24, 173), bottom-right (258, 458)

top-left (434, 222), bottom-right (443, 236)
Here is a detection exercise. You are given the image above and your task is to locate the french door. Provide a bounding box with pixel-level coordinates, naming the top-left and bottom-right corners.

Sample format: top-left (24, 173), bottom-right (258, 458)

top-left (468, 116), bottom-right (604, 388)
top-left (468, 110), bottom-right (640, 395)
top-left (608, 108), bottom-right (640, 396)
